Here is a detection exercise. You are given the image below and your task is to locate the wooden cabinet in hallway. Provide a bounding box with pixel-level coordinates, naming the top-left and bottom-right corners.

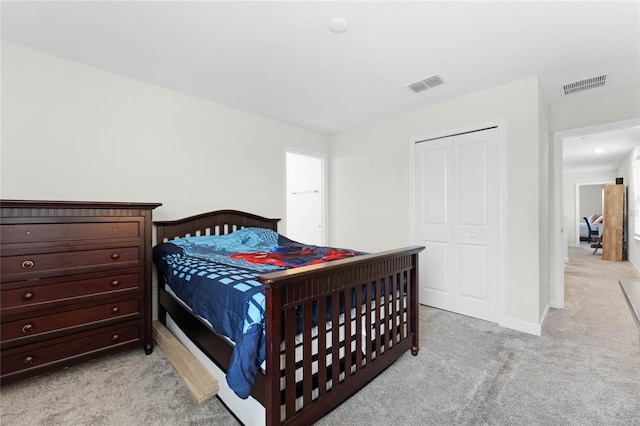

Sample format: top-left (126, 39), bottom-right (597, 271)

top-left (602, 184), bottom-right (625, 261)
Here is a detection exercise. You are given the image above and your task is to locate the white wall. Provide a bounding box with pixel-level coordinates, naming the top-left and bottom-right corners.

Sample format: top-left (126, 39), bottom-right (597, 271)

top-left (330, 76), bottom-right (545, 331)
top-left (580, 185), bottom-right (603, 220)
top-left (537, 83), bottom-right (551, 322)
top-left (0, 42), bottom-right (330, 225)
top-left (550, 88), bottom-right (640, 133)
top-left (0, 42), bottom-right (551, 331)
top-left (617, 146), bottom-right (640, 270)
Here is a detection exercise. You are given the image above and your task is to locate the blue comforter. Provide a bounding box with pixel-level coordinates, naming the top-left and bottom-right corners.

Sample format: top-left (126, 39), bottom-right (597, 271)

top-left (153, 228), bottom-right (363, 399)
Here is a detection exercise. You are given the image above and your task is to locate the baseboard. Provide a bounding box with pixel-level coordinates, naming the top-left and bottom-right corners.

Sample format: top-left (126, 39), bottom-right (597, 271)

top-left (550, 301), bottom-right (563, 309)
top-left (539, 302), bottom-right (551, 330)
top-left (499, 316), bottom-right (541, 336)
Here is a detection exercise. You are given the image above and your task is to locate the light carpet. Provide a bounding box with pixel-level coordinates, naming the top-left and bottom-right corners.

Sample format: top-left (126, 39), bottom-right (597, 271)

top-left (1, 245), bottom-right (639, 425)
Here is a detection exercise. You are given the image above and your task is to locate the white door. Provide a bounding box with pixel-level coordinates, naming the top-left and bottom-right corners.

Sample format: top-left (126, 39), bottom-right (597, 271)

top-left (415, 127), bottom-right (499, 322)
top-left (285, 151), bottom-right (325, 245)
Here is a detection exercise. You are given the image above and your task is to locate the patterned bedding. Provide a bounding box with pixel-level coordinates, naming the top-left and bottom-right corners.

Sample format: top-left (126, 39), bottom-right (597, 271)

top-left (152, 228), bottom-right (363, 399)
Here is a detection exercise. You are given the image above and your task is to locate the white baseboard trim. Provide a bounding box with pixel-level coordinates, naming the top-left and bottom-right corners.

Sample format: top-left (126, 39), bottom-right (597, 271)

top-left (539, 302), bottom-right (551, 330)
top-left (499, 316), bottom-right (541, 336)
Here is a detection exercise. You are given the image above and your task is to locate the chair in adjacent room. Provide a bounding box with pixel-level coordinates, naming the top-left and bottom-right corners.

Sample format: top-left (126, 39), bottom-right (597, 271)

top-left (583, 217), bottom-right (602, 255)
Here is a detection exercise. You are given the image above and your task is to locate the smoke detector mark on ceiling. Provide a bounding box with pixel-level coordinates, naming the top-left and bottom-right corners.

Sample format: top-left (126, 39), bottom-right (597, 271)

top-left (408, 75), bottom-right (445, 93)
top-left (561, 73), bottom-right (609, 96)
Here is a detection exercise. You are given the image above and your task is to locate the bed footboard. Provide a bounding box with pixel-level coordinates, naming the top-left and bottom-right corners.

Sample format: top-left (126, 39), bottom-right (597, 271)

top-left (259, 246), bottom-right (424, 426)
top-left (154, 210), bottom-right (423, 425)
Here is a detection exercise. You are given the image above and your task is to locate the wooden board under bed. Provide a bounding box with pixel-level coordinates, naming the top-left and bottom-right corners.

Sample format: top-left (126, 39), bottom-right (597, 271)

top-left (154, 209), bottom-right (424, 426)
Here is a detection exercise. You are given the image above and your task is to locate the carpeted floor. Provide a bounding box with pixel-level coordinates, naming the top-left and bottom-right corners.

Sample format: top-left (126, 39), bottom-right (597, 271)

top-left (1, 245), bottom-right (639, 425)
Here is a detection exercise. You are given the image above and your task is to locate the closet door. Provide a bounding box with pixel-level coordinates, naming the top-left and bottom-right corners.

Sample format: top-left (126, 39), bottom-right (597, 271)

top-left (415, 128), bottom-right (499, 322)
top-left (415, 140), bottom-right (452, 310)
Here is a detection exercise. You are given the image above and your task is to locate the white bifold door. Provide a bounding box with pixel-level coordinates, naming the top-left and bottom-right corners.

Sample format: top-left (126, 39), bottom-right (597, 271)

top-left (415, 127), bottom-right (499, 323)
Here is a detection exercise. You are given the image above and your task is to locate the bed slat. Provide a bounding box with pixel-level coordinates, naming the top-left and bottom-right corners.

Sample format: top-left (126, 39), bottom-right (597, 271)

top-left (355, 283), bottom-right (363, 371)
top-left (316, 297), bottom-right (328, 398)
top-left (284, 307), bottom-right (297, 419)
top-left (302, 300), bottom-right (313, 405)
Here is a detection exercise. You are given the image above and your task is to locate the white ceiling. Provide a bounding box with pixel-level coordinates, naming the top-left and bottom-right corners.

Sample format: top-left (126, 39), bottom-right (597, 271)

top-left (1, 1), bottom-right (639, 169)
top-left (563, 126), bottom-right (640, 175)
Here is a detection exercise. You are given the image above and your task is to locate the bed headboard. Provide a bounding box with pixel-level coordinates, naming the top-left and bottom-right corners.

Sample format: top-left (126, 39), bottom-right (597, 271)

top-left (154, 209), bottom-right (280, 243)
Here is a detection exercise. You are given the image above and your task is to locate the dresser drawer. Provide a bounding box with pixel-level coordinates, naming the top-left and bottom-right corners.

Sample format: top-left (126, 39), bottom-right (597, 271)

top-left (1, 269), bottom-right (142, 312)
top-left (1, 321), bottom-right (142, 379)
top-left (1, 220), bottom-right (142, 245)
top-left (1, 245), bottom-right (142, 279)
top-left (1, 298), bottom-right (141, 345)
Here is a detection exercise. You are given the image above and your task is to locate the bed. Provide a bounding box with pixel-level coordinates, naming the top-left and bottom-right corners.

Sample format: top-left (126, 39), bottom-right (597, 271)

top-left (153, 210), bottom-right (424, 426)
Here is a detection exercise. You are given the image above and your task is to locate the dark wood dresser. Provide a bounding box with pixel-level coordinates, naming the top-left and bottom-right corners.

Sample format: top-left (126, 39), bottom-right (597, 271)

top-left (0, 200), bottom-right (161, 385)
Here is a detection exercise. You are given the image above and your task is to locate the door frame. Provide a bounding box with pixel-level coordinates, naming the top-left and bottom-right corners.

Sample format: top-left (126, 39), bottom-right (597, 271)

top-left (283, 147), bottom-right (328, 245)
top-left (409, 121), bottom-right (507, 325)
top-left (551, 117), bottom-right (640, 309)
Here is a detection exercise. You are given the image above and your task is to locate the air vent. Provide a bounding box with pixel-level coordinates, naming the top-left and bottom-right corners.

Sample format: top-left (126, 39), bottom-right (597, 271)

top-left (408, 75), bottom-right (445, 93)
top-left (561, 73), bottom-right (609, 96)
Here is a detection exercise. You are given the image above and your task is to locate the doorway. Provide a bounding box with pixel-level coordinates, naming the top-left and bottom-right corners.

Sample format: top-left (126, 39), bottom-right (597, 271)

top-left (285, 150), bottom-right (326, 246)
top-left (574, 182), bottom-right (610, 247)
top-left (414, 127), bottom-right (501, 323)
top-left (551, 117), bottom-right (640, 309)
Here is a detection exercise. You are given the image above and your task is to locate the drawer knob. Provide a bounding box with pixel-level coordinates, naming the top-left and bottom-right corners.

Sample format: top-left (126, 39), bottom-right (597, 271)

top-left (110, 253), bottom-right (120, 260)
top-left (111, 280), bottom-right (120, 287)
top-left (111, 334), bottom-right (120, 342)
top-left (22, 356), bottom-right (34, 366)
top-left (21, 260), bottom-right (34, 269)
top-left (111, 306), bottom-right (120, 314)
top-left (22, 292), bottom-right (35, 301)
top-left (22, 323), bottom-right (34, 334)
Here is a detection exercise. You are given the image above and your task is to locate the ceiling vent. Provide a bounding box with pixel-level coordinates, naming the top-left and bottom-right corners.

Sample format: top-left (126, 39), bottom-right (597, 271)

top-left (561, 73), bottom-right (609, 96)
top-left (408, 75), bottom-right (445, 93)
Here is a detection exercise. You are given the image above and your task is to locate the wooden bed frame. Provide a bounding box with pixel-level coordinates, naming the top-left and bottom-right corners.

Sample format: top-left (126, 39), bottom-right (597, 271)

top-left (154, 210), bottom-right (423, 426)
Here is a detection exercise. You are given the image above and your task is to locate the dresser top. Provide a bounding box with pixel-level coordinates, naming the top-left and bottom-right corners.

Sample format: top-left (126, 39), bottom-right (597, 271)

top-left (0, 200), bottom-right (162, 210)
